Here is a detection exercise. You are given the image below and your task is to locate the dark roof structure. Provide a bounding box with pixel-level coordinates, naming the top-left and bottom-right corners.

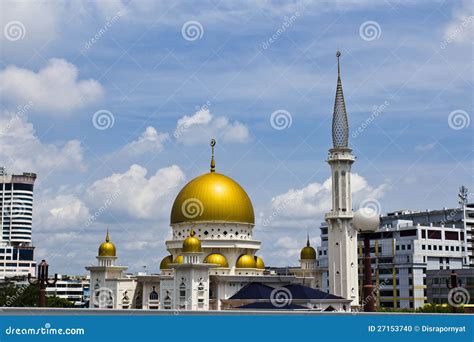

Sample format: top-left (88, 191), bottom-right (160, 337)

top-left (283, 284), bottom-right (344, 300)
top-left (237, 302), bottom-right (307, 310)
top-left (229, 282), bottom-right (274, 300)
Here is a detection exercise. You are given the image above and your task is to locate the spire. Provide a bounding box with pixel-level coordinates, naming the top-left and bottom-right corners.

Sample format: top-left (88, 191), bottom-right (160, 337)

top-left (105, 228), bottom-right (110, 242)
top-left (332, 51), bottom-right (349, 149)
top-left (306, 233), bottom-right (310, 247)
top-left (210, 138), bottom-right (216, 172)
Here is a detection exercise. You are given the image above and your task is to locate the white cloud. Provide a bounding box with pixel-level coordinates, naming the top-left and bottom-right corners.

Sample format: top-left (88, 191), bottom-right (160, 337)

top-left (0, 111), bottom-right (85, 174)
top-left (87, 164), bottom-right (185, 220)
top-left (443, 0), bottom-right (474, 45)
top-left (261, 173), bottom-right (389, 226)
top-left (117, 126), bottom-right (169, 158)
top-left (35, 192), bottom-right (90, 231)
top-left (174, 109), bottom-right (250, 144)
top-left (0, 58), bottom-right (103, 113)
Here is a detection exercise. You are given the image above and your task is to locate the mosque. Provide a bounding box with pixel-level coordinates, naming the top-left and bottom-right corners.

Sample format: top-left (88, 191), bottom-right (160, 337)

top-left (85, 52), bottom-right (361, 312)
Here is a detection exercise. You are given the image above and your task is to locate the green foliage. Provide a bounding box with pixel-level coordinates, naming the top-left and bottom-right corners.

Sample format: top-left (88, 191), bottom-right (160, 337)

top-left (0, 283), bottom-right (74, 308)
top-left (46, 295), bottom-right (74, 308)
top-left (0, 283), bottom-right (39, 307)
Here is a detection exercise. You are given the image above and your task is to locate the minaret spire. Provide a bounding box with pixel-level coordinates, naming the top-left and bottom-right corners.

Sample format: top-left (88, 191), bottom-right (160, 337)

top-left (306, 233), bottom-right (310, 247)
top-left (105, 228), bottom-right (110, 242)
top-left (210, 138), bottom-right (216, 172)
top-left (332, 51), bottom-right (349, 149)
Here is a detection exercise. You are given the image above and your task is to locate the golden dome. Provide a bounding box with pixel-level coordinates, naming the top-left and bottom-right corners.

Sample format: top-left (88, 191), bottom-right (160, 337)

top-left (98, 230), bottom-right (116, 257)
top-left (173, 255), bottom-right (184, 264)
top-left (236, 254), bottom-right (257, 268)
top-left (204, 253), bottom-right (229, 267)
top-left (160, 255), bottom-right (173, 269)
top-left (300, 236), bottom-right (316, 260)
top-left (182, 230), bottom-right (202, 253)
top-left (255, 256), bottom-right (265, 269)
top-left (170, 141), bottom-right (254, 224)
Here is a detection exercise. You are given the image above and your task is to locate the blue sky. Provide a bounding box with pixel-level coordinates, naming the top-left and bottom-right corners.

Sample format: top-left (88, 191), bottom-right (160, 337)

top-left (0, 0), bottom-right (472, 274)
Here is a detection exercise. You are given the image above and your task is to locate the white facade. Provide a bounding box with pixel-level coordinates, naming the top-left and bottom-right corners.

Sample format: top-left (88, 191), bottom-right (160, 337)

top-left (0, 168), bottom-right (37, 279)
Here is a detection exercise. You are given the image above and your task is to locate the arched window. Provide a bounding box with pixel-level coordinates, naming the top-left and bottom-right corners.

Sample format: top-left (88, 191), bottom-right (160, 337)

top-left (149, 286), bottom-right (158, 300)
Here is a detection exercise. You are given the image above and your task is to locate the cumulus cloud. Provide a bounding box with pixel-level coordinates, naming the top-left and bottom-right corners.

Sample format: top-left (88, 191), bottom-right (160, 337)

top-left (174, 109), bottom-right (249, 144)
top-left (35, 192), bottom-right (90, 231)
top-left (260, 174), bottom-right (389, 228)
top-left (0, 111), bottom-right (85, 174)
top-left (116, 127), bottom-right (169, 158)
top-left (443, 0), bottom-right (473, 45)
top-left (0, 58), bottom-right (103, 113)
top-left (87, 164), bottom-right (185, 220)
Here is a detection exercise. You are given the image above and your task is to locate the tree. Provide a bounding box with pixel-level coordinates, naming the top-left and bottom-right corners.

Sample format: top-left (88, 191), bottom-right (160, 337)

top-left (0, 283), bottom-right (74, 308)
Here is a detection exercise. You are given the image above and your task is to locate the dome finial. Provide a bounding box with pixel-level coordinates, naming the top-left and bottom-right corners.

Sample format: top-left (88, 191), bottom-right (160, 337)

top-left (190, 229), bottom-right (196, 237)
top-left (105, 228), bottom-right (110, 242)
top-left (306, 233), bottom-right (310, 247)
top-left (336, 50), bottom-right (341, 77)
top-left (210, 138), bottom-right (216, 172)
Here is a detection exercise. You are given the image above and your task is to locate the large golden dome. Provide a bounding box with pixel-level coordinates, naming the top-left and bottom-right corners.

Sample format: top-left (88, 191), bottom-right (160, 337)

top-left (170, 172), bottom-right (254, 224)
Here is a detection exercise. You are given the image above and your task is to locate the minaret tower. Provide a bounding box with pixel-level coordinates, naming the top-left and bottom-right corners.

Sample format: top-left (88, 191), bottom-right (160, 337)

top-left (325, 51), bottom-right (358, 307)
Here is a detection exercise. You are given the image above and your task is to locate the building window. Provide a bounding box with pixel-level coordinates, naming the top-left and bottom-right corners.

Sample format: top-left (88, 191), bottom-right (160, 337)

top-left (149, 286), bottom-right (158, 300)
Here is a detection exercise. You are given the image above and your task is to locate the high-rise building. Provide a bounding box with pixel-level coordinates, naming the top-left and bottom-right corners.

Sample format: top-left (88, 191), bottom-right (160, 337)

top-left (319, 203), bottom-right (472, 309)
top-left (324, 51), bottom-right (359, 306)
top-left (0, 167), bottom-right (37, 279)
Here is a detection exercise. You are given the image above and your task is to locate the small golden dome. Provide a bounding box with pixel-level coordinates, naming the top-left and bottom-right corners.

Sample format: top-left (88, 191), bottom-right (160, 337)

top-left (204, 253), bottom-right (229, 267)
top-left (98, 230), bottom-right (116, 257)
top-left (173, 255), bottom-right (184, 264)
top-left (160, 255), bottom-right (173, 269)
top-left (170, 141), bottom-right (254, 224)
top-left (236, 254), bottom-right (257, 268)
top-left (300, 236), bottom-right (316, 260)
top-left (254, 256), bottom-right (265, 269)
top-left (182, 230), bottom-right (202, 253)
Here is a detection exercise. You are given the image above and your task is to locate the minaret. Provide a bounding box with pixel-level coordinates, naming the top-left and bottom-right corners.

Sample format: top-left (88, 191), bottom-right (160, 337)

top-left (325, 51), bottom-right (358, 307)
